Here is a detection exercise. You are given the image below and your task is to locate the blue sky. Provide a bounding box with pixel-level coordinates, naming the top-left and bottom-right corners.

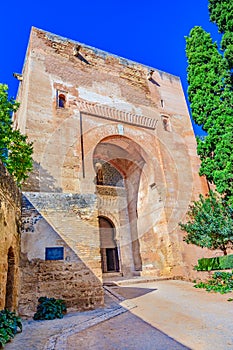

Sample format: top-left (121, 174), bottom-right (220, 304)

top-left (1, 0), bottom-right (220, 135)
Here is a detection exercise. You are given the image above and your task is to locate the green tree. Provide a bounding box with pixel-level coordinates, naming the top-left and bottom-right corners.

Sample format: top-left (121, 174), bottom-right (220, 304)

top-left (209, 0), bottom-right (233, 69)
top-left (180, 191), bottom-right (233, 255)
top-left (0, 84), bottom-right (33, 184)
top-left (185, 1), bottom-right (233, 204)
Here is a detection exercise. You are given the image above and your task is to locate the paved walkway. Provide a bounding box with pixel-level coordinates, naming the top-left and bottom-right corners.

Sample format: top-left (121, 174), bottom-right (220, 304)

top-left (111, 280), bottom-right (233, 350)
top-left (5, 290), bottom-right (128, 350)
top-left (5, 279), bottom-right (233, 350)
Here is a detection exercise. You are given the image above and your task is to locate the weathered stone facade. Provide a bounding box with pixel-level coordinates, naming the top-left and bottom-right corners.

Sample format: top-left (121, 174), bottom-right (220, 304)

top-left (14, 27), bottom-right (211, 316)
top-left (0, 162), bottom-right (21, 311)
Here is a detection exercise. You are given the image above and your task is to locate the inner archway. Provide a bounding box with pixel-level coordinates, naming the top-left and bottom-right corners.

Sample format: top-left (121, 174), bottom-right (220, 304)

top-left (99, 216), bottom-right (119, 273)
top-left (93, 135), bottom-right (146, 274)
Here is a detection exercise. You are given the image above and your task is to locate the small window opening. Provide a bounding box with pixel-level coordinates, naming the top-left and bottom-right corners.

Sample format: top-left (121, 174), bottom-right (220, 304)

top-left (58, 93), bottom-right (66, 108)
top-left (161, 115), bottom-right (171, 131)
top-left (163, 118), bottom-right (168, 131)
top-left (95, 163), bottom-right (104, 185)
top-left (161, 99), bottom-right (164, 108)
top-left (150, 182), bottom-right (157, 190)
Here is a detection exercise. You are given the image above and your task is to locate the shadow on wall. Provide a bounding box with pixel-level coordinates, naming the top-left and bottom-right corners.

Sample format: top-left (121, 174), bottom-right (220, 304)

top-left (22, 161), bottom-right (63, 192)
top-left (19, 195), bottom-right (104, 318)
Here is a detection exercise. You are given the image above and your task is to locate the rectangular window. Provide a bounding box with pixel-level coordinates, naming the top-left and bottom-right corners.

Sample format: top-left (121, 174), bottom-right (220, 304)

top-left (45, 247), bottom-right (64, 260)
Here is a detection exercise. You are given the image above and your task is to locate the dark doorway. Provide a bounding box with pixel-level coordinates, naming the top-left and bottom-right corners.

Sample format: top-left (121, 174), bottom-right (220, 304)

top-left (99, 217), bottom-right (120, 273)
top-left (5, 247), bottom-right (15, 310)
top-left (106, 248), bottom-right (119, 272)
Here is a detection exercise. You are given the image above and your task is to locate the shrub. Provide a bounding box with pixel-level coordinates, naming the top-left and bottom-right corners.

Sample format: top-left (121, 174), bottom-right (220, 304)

top-left (219, 254), bottom-right (233, 269)
top-left (33, 297), bottom-right (67, 321)
top-left (179, 191), bottom-right (233, 256)
top-left (0, 309), bottom-right (22, 348)
top-left (194, 270), bottom-right (233, 294)
top-left (195, 254), bottom-right (233, 271)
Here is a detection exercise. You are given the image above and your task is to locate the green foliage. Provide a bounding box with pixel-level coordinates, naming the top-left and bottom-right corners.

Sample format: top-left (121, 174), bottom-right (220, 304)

top-left (195, 257), bottom-right (220, 271)
top-left (185, 2), bottom-right (233, 204)
top-left (33, 297), bottom-right (67, 321)
top-left (0, 309), bottom-right (22, 348)
top-left (186, 26), bottom-right (226, 128)
top-left (208, 0), bottom-right (233, 68)
top-left (179, 190), bottom-right (233, 255)
top-left (195, 254), bottom-right (233, 271)
top-left (0, 84), bottom-right (33, 185)
top-left (194, 270), bottom-right (233, 294)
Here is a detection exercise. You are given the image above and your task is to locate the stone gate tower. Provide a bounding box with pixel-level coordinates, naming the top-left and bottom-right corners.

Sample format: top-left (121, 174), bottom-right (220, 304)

top-left (14, 27), bottom-right (208, 316)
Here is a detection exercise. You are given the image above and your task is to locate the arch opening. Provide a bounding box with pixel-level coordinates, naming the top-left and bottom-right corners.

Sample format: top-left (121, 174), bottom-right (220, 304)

top-left (99, 216), bottom-right (119, 273)
top-left (94, 160), bottom-right (125, 187)
top-left (5, 247), bottom-right (15, 310)
top-left (94, 135), bottom-right (146, 274)
top-left (58, 93), bottom-right (66, 108)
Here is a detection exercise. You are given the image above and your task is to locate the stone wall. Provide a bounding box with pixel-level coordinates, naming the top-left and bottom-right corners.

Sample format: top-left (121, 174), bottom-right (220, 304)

top-left (19, 193), bottom-right (104, 318)
top-left (19, 258), bottom-right (104, 318)
top-left (0, 162), bottom-right (21, 311)
top-left (14, 27), bottom-right (210, 289)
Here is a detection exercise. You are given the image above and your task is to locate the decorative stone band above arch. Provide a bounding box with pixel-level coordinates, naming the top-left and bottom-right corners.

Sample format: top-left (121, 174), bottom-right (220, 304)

top-left (75, 99), bottom-right (158, 130)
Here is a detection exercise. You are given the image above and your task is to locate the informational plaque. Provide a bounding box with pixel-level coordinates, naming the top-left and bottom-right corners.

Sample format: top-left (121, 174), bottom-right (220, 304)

top-left (45, 247), bottom-right (64, 260)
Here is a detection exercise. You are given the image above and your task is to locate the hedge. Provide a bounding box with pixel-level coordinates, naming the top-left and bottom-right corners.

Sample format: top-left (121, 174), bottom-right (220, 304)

top-left (195, 254), bottom-right (233, 271)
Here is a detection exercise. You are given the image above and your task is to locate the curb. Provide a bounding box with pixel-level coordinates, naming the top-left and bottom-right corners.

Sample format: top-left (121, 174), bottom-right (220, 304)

top-left (105, 276), bottom-right (173, 286)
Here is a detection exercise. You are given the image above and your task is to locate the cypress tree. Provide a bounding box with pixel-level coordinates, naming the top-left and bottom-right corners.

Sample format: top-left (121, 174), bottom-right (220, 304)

top-left (185, 2), bottom-right (233, 204)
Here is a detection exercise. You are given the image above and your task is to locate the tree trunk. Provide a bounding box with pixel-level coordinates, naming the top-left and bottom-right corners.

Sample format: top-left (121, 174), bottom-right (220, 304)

top-left (223, 248), bottom-right (227, 255)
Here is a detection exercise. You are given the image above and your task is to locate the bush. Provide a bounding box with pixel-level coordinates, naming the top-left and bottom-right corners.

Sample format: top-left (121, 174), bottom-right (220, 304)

top-left (219, 255), bottom-right (233, 269)
top-left (33, 297), bottom-right (67, 321)
top-left (195, 254), bottom-right (233, 271)
top-left (0, 309), bottom-right (22, 348)
top-left (194, 270), bottom-right (233, 294)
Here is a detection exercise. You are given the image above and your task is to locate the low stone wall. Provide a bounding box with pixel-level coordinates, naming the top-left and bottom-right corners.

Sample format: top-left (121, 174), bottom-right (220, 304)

top-left (19, 256), bottom-right (104, 318)
top-left (0, 162), bottom-right (21, 310)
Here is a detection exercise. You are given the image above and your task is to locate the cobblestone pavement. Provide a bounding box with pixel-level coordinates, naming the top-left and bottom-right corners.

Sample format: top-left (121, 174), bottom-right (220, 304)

top-left (5, 279), bottom-right (233, 350)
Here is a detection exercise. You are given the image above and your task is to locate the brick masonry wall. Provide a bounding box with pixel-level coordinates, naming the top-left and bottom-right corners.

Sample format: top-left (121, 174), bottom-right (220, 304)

top-left (0, 162), bottom-right (21, 310)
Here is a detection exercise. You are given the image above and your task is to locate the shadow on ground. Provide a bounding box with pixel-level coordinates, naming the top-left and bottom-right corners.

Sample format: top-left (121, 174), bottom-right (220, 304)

top-left (66, 306), bottom-right (191, 350)
top-left (109, 286), bottom-right (157, 299)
